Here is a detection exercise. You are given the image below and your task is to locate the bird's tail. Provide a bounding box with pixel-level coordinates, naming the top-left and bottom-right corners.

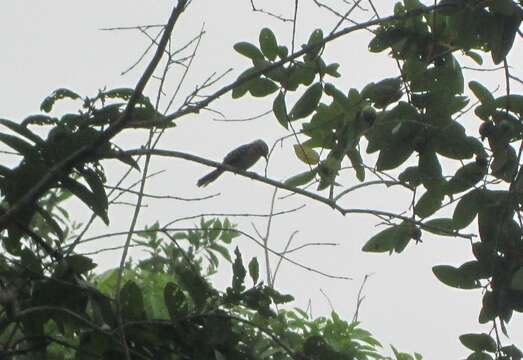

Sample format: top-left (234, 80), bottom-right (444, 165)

top-left (197, 168), bottom-right (224, 187)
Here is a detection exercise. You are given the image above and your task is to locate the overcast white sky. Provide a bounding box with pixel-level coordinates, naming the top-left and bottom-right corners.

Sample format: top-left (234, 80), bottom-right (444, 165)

top-left (2, 1), bottom-right (523, 358)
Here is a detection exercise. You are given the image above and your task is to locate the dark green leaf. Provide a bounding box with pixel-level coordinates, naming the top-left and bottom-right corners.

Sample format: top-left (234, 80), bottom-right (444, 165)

top-left (445, 163), bottom-right (486, 194)
top-left (459, 333), bottom-right (497, 352)
top-left (423, 218), bottom-right (455, 235)
top-left (0, 119), bottom-right (44, 145)
top-left (289, 83), bottom-right (323, 120)
top-left (469, 81), bottom-right (494, 104)
top-left (120, 281), bottom-right (146, 321)
top-left (414, 189), bottom-right (444, 218)
top-left (432, 265), bottom-right (480, 289)
top-left (164, 282), bottom-right (187, 319)
top-left (40, 88), bottom-right (80, 113)
top-left (234, 42), bottom-right (264, 60)
top-left (510, 267), bottom-right (523, 291)
top-left (452, 189), bottom-right (484, 229)
top-left (259, 28), bottom-right (278, 61)
top-left (248, 78), bottom-right (279, 97)
top-left (273, 91), bottom-right (288, 129)
top-left (61, 177), bottom-right (109, 224)
top-left (248, 257), bottom-right (259, 285)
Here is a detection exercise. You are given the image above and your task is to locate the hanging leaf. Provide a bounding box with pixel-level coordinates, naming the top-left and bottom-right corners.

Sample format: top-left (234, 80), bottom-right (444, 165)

top-left (289, 83), bottom-right (323, 120)
top-left (259, 28), bottom-right (278, 61)
top-left (273, 91), bottom-right (289, 129)
top-left (294, 144), bottom-right (320, 165)
top-left (414, 189), bottom-right (445, 218)
top-left (445, 162), bottom-right (486, 194)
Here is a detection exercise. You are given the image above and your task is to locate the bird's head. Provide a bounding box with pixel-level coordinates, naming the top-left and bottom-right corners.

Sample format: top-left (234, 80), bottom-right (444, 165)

top-left (253, 139), bottom-right (269, 160)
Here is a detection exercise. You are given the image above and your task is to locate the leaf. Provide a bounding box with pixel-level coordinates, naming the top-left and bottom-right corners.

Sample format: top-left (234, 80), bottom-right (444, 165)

top-left (494, 94), bottom-right (523, 115)
top-left (79, 168), bottom-right (108, 220)
top-left (120, 281), bottom-right (146, 321)
top-left (0, 133), bottom-right (38, 159)
top-left (510, 267), bottom-right (523, 291)
top-left (362, 222), bottom-right (412, 254)
top-left (469, 81), bottom-right (494, 104)
top-left (164, 282), bottom-right (186, 319)
top-left (459, 333), bottom-right (497, 352)
top-left (414, 189), bottom-right (444, 218)
top-left (423, 218), bottom-right (455, 235)
top-left (248, 257), bottom-right (259, 285)
top-left (289, 82), bottom-right (323, 120)
top-left (234, 42), bottom-right (264, 60)
top-left (445, 162), bottom-right (486, 194)
top-left (248, 78), bottom-right (279, 97)
top-left (452, 189), bottom-right (484, 229)
top-left (486, 13), bottom-right (521, 65)
top-left (376, 140), bottom-right (414, 171)
top-left (0, 118), bottom-right (44, 145)
top-left (232, 247), bottom-right (246, 293)
top-left (273, 91), bottom-right (288, 129)
top-left (294, 144), bottom-right (320, 165)
top-left (346, 148), bottom-right (365, 182)
top-left (362, 226), bottom-right (397, 253)
top-left (61, 177), bottom-right (109, 225)
top-left (40, 88), bottom-right (80, 113)
top-left (66, 255), bottom-right (97, 274)
top-left (259, 28), bottom-right (278, 61)
top-left (284, 169), bottom-right (316, 187)
top-left (432, 265), bottom-right (480, 289)
top-left (305, 29), bottom-right (324, 59)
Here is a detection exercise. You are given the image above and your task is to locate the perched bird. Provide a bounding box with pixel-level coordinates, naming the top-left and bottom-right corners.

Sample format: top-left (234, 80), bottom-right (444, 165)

top-left (197, 139), bottom-right (269, 187)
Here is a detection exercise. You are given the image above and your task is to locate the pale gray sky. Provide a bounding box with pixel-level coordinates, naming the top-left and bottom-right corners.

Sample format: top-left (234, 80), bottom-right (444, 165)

top-left (2, 1), bottom-right (523, 358)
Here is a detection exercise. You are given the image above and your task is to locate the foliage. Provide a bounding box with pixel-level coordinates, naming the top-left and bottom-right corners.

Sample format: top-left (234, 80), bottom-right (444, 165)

top-left (1, 0), bottom-right (523, 358)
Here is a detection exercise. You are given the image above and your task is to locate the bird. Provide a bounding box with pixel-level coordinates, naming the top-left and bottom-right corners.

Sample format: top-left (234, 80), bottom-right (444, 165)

top-left (197, 139), bottom-right (269, 187)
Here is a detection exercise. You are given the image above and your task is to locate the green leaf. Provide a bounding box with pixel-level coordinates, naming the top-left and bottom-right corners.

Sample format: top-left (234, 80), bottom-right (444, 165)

top-left (294, 144), bottom-right (320, 165)
top-left (399, 166), bottom-right (422, 187)
top-left (432, 265), bottom-right (480, 289)
top-left (459, 333), bottom-right (497, 352)
top-left (423, 218), bottom-right (455, 235)
top-left (0, 119), bottom-right (44, 145)
top-left (234, 42), bottom-right (264, 60)
top-left (305, 29), bottom-right (324, 59)
top-left (273, 91), bottom-right (288, 129)
top-left (289, 83), bottom-right (323, 120)
top-left (494, 94), bottom-right (523, 115)
top-left (452, 189), bottom-right (484, 229)
top-left (259, 28), bottom-right (278, 61)
top-left (248, 78), bottom-right (279, 97)
top-left (66, 255), bottom-right (97, 275)
top-left (120, 281), bottom-right (146, 321)
top-left (362, 222), bottom-right (412, 253)
top-left (284, 169), bottom-right (316, 187)
top-left (466, 352), bottom-right (494, 360)
top-left (445, 163), bottom-right (486, 194)
top-left (79, 168), bottom-right (108, 221)
top-left (346, 148), bottom-right (365, 182)
top-left (486, 13), bottom-right (521, 64)
top-left (40, 88), bottom-right (80, 113)
top-left (510, 267), bottom-right (523, 291)
top-left (469, 81), bottom-right (494, 104)
top-left (0, 133), bottom-right (38, 159)
top-left (414, 189), bottom-right (444, 218)
top-left (376, 140), bottom-right (413, 171)
top-left (232, 247), bottom-right (246, 293)
top-left (464, 51), bottom-right (483, 65)
top-left (363, 226), bottom-right (397, 253)
top-left (164, 282), bottom-right (186, 319)
top-left (61, 177), bottom-right (109, 224)
top-left (248, 257), bottom-right (259, 285)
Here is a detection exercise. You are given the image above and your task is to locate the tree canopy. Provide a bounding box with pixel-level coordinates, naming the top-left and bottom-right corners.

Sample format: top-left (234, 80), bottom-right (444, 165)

top-left (1, 0), bottom-right (523, 359)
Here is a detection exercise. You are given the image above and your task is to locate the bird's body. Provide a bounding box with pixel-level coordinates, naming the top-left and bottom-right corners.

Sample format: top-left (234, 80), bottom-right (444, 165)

top-left (197, 139), bottom-right (269, 187)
